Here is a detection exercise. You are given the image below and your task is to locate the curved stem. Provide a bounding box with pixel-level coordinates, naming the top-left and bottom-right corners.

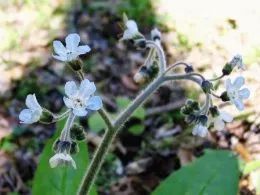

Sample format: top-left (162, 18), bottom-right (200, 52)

top-left (166, 61), bottom-right (190, 73)
top-left (209, 74), bottom-right (225, 81)
top-left (53, 109), bottom-right (71, 122)
top-left (146, 40), bottom-right (166, 74)
top-left (60, 111), bottom-right (75, 141)
top-left (98, 109), bottom-right (113, 131)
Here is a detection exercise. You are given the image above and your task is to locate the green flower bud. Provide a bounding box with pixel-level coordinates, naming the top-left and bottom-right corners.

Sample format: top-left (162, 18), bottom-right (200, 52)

top-left (198, 115), bottom-right (208, 126)
top-left (70, 124), bottom-right (86, 141)
top-left (201, 80), bottom-right (213, 93)
top-left (69, 141), bottom-right (79, 155)
top-left (222, 63), bottom-right (233, 75)
top-left (209, 106), bottom-right (219, 117)
top-left (220, 91), bottom-right (230, 102)
top-left (67, 59), bottom-right (83, 71)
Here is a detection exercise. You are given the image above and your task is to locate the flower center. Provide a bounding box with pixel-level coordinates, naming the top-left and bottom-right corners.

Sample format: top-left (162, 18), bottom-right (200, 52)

top-left (228, 89), bottom-right (239, 100)
top-left (73, 98), bottom-right (84, 108)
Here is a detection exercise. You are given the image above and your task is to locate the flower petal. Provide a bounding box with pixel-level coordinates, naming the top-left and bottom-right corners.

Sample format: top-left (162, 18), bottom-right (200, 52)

top-left (53, 41), bottom-right (66, 56)
top-left (65, 81), bottom-right (78, 98)
top-left (49, 153), bottom-right (60, 168)
top-left (63, 97), bottom-right (73, 108)
top-left (126, 20), bottom-right (138, 32)
top-left (192, 124), bottom-right (208, 137)
top-left (239, 88), bottom-right (250, 100)
top-left (214, 118), bottom-right (225, 131)
top-left (25, 94), bottom-right (41, 110)
top-left (65, 33), bottom-right (80, 52)
top-left (77, 45), bottom-right (91, 55)
top-left (87, 96), bottom-right (102, 110)
top-left (234, 99), bottom-right (244, 111)
top-left (233, 76), bottom-right (245, 89)
top-left (73, 108), bottom-right (88, 117)
top-left (52, 54), bottom-right (67, 62)
top-left (79, 79), bottom-right (96, 98)
top-left (220, 111), bottom-right (233, 123)
top-left (19, 109), bottom-right (33, 124)
top-left (226, 79), bottom-right (232, 90)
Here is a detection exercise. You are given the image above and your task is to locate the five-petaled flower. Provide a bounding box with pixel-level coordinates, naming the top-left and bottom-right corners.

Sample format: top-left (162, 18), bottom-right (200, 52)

top-left (192, 123), bottom-right (208, 137)
top-left (49, 153), bottom-right (76, 169)
top-left (63, 79), bottom-right (102, 116)
top-left (226, 76), bottom-right (250, 111)
top-left (122, 20), bottom-right (140, 40)
top-left (19, 94), bottom-right (42, 124)
top-left (53, 33), bottom-right (91, 62)
top-left (213, 111), bottom-right (233, 131)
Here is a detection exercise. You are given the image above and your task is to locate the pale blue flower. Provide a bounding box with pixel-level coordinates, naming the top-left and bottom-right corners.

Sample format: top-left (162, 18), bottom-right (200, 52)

top-left (226, 76), bottom-right (250, 111)
top-left (213, 111), bottom-right (233, 131)
top-left (63, 79), bottom-right (102, 116)
top-left (49, 153), bottom-right (76, 169)
top-left (192, 123), bottom-right (208, 137)
top-left (122, 20), bottom-right (139, 40)
top-left (53, 33), bottom-right (91, 62)
top-left (19, 94), bottom-right (42, 124)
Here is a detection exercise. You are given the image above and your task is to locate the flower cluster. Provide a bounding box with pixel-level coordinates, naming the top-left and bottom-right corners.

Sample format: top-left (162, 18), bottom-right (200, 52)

top-left (19, 34), bottom-right (102, 169)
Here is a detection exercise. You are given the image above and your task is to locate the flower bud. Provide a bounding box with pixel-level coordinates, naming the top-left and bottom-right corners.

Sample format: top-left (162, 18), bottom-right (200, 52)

top-left (198, 115), bottom-right (208, 126)
top-left (220, 91), bottom-right (230, 102)
top-left (184, 65), bottom-right (194, 73)
top-left (230, 54), bottom-right (244, 70)
top-left (209, 106), bottom-right (219, 117)
top-left (134, 39), bottom-right (146, 49)
top-left (67, 59), bottom-right (83, 71)
top-left (69, 141), bottom-right (79, 155)
top-left (40, 110), bottom-right (54, 124)
top-left (222, 63), bottom-right (233, 75)
top-left (70, 124), bottom-right (86, 141)
top-left (151, 28), bottom-right (161, 41)
top-left (201, 80), bottom-right (213, 93)
top-left (185, 114), bottom-right (197, 123)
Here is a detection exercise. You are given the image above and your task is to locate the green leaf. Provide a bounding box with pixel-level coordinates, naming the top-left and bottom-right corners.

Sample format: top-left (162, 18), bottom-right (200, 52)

top-left (88, 112), bottom-right (106, 132)
top-left (32, 119), bottom-right (97, 195)
top-left (116, 96), bottom-right (145, 120)
top-left (152, 150), bottom-right (239, 195)
top-left (128, 124), bottom-right (145, 135)
top-left (243, 160), bottom-right (260, 175)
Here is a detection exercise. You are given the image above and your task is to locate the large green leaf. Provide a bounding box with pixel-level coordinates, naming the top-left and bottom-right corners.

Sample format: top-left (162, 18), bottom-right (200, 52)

top-left (32, 119), bottom-right (97, 195)
top-left (152, 150), bottom-right (239, 195)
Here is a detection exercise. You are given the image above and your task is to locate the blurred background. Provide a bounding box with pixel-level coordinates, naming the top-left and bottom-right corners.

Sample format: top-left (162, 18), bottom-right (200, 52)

top-left (0, 0), bottom-right (259, 194)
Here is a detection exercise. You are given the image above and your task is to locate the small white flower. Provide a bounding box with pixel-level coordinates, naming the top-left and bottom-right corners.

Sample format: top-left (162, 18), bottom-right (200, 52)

top-left (19, 94), bottom-right (42, 124)
top-left (226, 76), bottom-right (250, 111)
top-left (122, 20), bottom-right (139, 40)
top-left (53, 33), bottom-right (91, 62)
top-left (192, 123), bottom-right (208, 137)
top-left (63, 79), bottom-right (102, 116)
top-left (230, 54), bottom-right (245, 70)
top-left (213, 111), bottom-right (233, 131)
top-left (49, 153), bottom-right (76, 169)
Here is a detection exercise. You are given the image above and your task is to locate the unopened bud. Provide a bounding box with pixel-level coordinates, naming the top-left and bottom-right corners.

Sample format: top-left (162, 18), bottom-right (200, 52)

top-left (222, 63), bottom-right (233, 75)
top-left (198, 115), bottom-right (208, 126)
top-left (185, 114), bottom-right (197, 123)
top-left (184, 65), bottom-right (194, 73)
top-left (134, 39), bottom-right (146, 49)
top-left (69, 141), bottom-right (79, 155)
top-left (209, 106), bottom-right (219, 117)
top-left (151, 28), bottom-right (161, 41)
top-left (201, 80), bottom-right (213, 93)
top-left (67, 59), bottom-right (83, 71)
top-left (70, 124), bottom-right (86, 141)
top-left (220, 91), bottom-right (230, 102)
